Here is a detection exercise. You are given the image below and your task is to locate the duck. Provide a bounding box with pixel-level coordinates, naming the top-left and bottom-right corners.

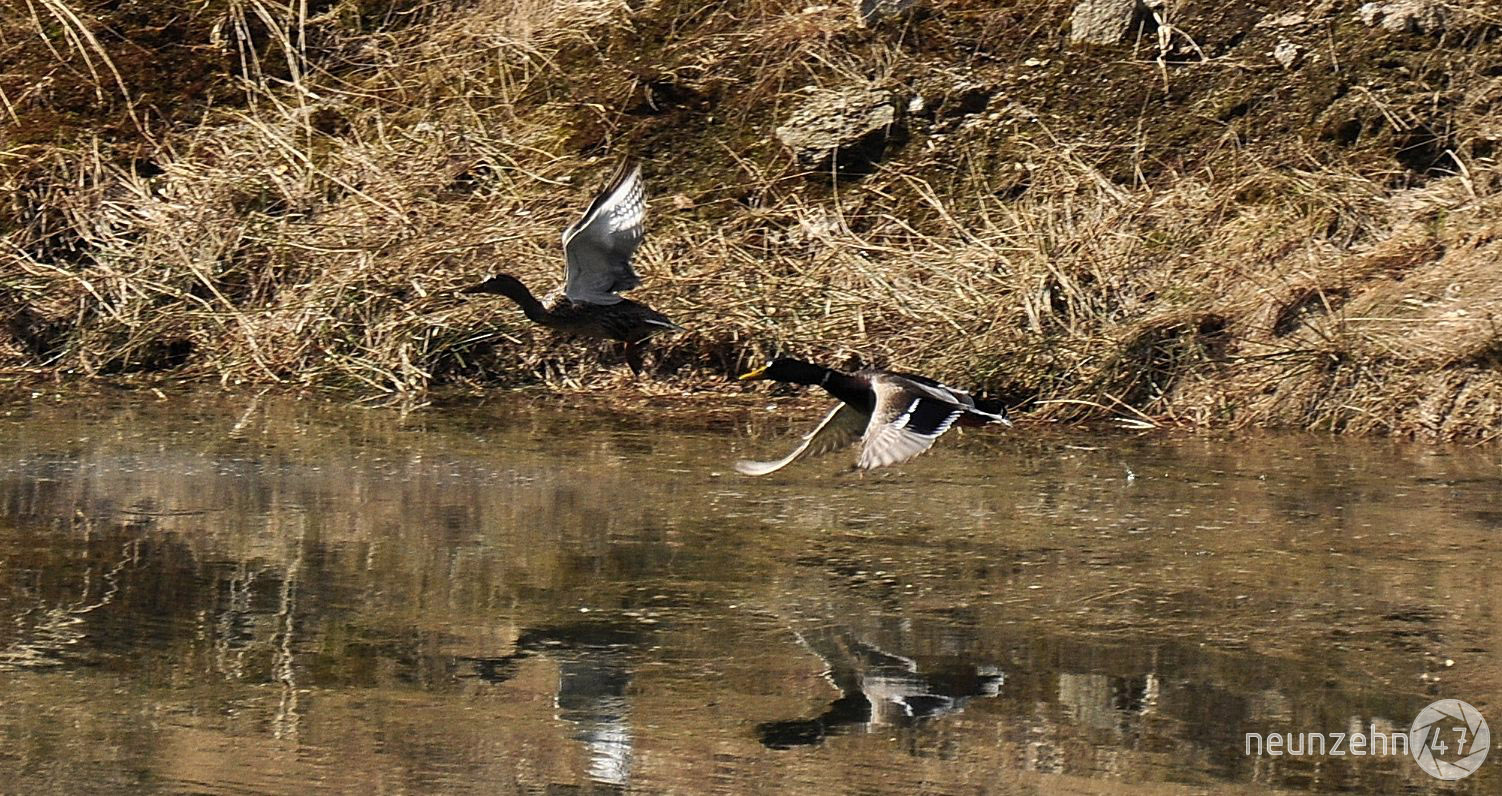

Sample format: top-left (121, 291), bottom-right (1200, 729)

top-left (735, 358), bottom-right (1010, 474)
top-left (462, 160), bottom-right (683, 373)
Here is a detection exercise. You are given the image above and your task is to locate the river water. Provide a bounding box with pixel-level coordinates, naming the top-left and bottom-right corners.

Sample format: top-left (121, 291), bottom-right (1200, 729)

top-left (0, 394), bottom-right (1496, 793)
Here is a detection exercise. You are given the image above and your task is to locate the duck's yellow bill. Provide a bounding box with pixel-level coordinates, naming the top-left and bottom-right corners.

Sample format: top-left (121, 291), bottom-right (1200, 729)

top-left (738, 366), bottom-right (768, 381)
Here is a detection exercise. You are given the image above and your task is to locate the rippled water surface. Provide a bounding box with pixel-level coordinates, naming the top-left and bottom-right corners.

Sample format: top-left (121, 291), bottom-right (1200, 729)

top-left (0, 394), bottom-right (1498, 794)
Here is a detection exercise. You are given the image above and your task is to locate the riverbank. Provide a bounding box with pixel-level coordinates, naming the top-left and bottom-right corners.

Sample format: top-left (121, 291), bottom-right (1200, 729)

top-left (4, 0), bottom-right (1501, 438)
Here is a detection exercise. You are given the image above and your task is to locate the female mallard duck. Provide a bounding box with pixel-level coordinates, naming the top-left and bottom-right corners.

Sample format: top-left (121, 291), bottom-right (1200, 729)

top-left (462, 160), bottom-right (683, 372)
top-left (736, 358), bottom-right (1010, 474)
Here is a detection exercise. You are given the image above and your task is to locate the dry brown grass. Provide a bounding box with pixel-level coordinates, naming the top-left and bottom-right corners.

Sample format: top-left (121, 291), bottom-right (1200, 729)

top-left (3, 0), bottom-right (1502, 437)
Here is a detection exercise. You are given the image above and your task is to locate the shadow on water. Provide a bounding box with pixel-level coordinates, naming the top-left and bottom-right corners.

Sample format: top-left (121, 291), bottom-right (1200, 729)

top-left (0, 394), bottom-right (1497, 793)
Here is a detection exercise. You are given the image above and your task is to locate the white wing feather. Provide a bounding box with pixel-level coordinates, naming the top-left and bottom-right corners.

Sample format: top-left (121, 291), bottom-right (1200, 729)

top-left (561, 163), bottom-right (647, 304)
top-left (735, 403), bottom-right (869, 476)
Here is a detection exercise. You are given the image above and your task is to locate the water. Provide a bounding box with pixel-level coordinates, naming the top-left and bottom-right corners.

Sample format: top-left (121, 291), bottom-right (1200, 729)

top-left (0, 394), bottom-right (1497, 794)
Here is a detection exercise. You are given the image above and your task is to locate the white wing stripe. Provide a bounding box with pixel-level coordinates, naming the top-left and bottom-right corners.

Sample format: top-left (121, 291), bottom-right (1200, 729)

top-left (927, 412), bottom-right (959, 438)
top-left (890, 398), bottom-right (918, 429)
top-left (895, 397), bottom-right (961, 439)
top-left (607, 176), bottom-right (645, 235)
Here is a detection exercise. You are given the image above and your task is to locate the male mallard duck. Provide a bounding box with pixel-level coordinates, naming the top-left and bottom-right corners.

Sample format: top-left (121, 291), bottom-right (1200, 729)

top-left (462, 160), bottom-right (683, 373)
top-left (736, 358), bottom-right (1010, 474)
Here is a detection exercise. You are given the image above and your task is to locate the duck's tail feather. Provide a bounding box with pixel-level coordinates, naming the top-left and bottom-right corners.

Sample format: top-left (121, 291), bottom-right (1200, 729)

top-left (965, 402), bottom-right (1012, 427)
top-left (645, 317), bottom-right (687, 333)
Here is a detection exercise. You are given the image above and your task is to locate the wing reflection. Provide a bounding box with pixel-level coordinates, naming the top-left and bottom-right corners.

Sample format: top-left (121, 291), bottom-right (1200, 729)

top-left (758, 624), bottom-right (1005, 749)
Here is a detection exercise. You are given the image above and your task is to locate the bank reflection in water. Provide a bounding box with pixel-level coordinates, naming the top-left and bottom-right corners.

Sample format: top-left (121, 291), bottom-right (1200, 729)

top-left (462, 623), bottom-right (642, 787)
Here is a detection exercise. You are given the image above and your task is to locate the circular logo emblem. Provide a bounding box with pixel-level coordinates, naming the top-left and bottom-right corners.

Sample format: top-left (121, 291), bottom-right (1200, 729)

top-left (1410, 699), bottom-right (1490, 780)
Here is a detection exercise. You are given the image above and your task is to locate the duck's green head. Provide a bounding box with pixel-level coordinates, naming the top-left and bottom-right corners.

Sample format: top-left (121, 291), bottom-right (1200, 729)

top-left (738, 358), bottom-right (827, 386)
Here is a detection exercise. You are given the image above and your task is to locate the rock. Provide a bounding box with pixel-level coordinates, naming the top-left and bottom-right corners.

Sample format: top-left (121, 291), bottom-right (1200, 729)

top-left (1356, 1), bottom-right (1445, 33)
top-left (857, 0), bottom-right (917, 27)
top-left (775, 88), bottom-right (902, 177)
top-left (1273, 40), bottom-right (1302, 69)
top-left (1256, 12), bottom-right (1308, 28)
top-left (1068, 0), bottom-right (1144, 46)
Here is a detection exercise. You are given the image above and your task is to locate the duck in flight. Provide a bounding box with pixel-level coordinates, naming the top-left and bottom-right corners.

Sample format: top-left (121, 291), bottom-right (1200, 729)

top-left (462, 160), bottom-right (683, 373)
top-left (735, 358), bottom-right (1010, 474)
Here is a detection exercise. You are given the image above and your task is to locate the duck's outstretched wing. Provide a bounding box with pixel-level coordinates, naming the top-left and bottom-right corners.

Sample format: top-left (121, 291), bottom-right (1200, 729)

top-left (562, 161), bottom-right (646, 305)
top-left (886, 370), bottom-right (1011, 426)
top-left (735, 403), bottom-right (868, 476)
top-left (857, 376), bottom-right (969, 470)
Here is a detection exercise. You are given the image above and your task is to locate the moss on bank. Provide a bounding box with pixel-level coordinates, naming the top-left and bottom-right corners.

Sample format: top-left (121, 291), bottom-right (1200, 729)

top-left (2, 0), bottom-right (1502, 438)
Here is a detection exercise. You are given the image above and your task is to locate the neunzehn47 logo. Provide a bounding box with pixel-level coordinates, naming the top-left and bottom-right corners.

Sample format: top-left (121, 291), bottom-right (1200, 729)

top-left (1410, 699), bottom-right (1489, 780)
top-left (1243, 699), bottom-right (1490, 781)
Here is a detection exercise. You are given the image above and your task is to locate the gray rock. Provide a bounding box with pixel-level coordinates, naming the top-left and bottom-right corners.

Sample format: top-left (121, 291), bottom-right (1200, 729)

top-left (1257, 12), bottom-right (1308, 28)
top-left (775, 88), bottom-right (902, 176)
top-left (858, 0), bottom-right (917, 27)
top-left (1356, 1), bottom-right (1445, 33)
top-left (1068, 0), bottom-right (1144, 46)
top-left (1273, 39), bottom-right (1302, 69)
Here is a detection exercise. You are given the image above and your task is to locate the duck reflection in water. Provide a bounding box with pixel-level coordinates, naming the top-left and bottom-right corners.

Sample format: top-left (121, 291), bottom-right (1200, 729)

top-left (758, 627), bottom-right (1005, 750)
top-left (461, 623), bottom-right (638, 786)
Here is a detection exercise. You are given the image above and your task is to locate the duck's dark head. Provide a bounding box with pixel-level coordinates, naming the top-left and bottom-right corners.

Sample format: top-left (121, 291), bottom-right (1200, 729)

top-left (460, 273), bottom-right (531, 300)
top-left (738, 357), bottom-right (831, 386)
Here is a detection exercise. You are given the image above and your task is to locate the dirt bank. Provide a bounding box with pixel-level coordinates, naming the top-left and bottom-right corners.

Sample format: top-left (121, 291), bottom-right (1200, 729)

top-left (3, 0), bottom-right (1501, 438)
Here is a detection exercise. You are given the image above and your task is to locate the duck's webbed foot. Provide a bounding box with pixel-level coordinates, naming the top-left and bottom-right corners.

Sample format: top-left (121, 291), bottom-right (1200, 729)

top-left (623, 340), bottom-right (645, 377)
